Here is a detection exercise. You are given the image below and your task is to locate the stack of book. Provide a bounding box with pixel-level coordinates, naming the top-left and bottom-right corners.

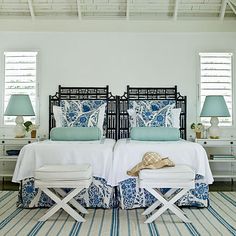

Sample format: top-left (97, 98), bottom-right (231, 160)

top-left (210, 154), bottom-right (235, 160)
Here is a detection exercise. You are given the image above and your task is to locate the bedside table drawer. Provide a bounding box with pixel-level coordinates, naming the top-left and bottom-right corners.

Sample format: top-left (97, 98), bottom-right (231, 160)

top-left (196, 139), bottom-right (236, 147)
top-left (0, 137), bottom-right (38, 180)
top-left (3, 145), bottom-right (23, 156)
top-left (0, 139), bottom-right (35, 145)
top-left (0, 160), bottom-right (17, 177)
top-left (195, 138), bottom-right (236, 180)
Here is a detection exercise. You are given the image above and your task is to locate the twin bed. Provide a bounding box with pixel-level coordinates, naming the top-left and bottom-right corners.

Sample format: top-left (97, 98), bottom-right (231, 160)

top-left (12, 85), bottom-right (213, 209)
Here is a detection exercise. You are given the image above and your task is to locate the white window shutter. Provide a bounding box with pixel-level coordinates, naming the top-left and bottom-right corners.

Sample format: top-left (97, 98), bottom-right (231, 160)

top-left (4, 52), bottom-right (38, 125)
top-left (199, 52), bottom-right (233, 126)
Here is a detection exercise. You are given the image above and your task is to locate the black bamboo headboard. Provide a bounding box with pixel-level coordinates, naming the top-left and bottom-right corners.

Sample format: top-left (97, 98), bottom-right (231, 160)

top-left (49, 85), bottom-right (187, 140)
top-left (117, 85), bottom-right (187, 140)
top-left (49, 85), bottom-right (117, 139)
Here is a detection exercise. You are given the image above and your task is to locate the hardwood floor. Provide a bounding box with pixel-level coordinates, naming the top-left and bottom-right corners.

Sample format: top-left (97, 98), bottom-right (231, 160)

top-left (209, 181), bottom-right (236, 191)
top-left (0, 180), bottom-right (19, 191)
top-left (0, 180), bottom-right (235, 191)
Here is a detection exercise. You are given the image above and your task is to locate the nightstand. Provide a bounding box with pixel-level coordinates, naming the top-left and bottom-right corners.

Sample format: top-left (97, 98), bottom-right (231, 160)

top-left (195, 138), bottom-right (236, 181)
top-left (0, 137), bottom-right (38, 181)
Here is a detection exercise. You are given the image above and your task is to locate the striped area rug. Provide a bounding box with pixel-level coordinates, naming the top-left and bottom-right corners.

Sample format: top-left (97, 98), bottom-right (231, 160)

top-left (0, 191), bottom-right (235, 236)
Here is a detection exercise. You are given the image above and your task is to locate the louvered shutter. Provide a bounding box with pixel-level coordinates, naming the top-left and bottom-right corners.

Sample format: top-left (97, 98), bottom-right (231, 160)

top-left (4, 52), bottom-right (38, 125)
top-left (199, 52), bottom-right (233, 126)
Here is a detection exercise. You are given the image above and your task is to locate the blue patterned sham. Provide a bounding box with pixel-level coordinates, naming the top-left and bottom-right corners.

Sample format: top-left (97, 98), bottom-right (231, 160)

top-left (128, 100), bottom-right (175, 127)
top-left (60, 100), bottom-right (106, 130)
top-left (61, 100), bottom-right (105, 114)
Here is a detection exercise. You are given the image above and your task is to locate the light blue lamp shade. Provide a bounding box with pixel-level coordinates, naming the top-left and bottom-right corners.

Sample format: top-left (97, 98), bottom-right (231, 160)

top-left (200, 95), bottom-right (230, 117)
top-left (4, 94), bottom-right (35, 116)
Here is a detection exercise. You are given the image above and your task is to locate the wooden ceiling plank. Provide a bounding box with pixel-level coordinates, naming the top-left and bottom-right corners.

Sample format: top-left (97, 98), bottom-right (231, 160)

top-left (0, 0), bottom-right (235, 20)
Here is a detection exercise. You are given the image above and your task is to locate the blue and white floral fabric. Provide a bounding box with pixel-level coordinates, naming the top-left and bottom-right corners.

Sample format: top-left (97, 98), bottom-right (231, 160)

top-left (60, 100), bottom-right (106, 131)
top-left (17, 175), bottom-right (208, 209)
top-left (128, 100), bottom-right (175, 127)
top-left (118, 175), bottom-right (209, 209)
top-left (17, 177), bottom-right (117, 208)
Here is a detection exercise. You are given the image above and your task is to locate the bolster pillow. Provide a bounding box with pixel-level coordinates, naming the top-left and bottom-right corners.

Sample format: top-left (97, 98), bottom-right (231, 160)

top-left (50, 127), bottom-right (101, 141)
top-left (130, 127), bottom-right (180, 141)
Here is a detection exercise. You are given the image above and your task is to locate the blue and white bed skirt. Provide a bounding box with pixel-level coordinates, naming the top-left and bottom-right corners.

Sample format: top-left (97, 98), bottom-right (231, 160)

top-left (118, 175), bottom-right (209, 209)
top-left (17, 176), bottom-right (118, 208)
top-left (17, 175), bottom-right (208, 209)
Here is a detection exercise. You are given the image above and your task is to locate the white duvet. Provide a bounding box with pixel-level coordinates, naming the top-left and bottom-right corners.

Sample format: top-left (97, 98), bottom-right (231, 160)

top-left (107, 139), bottom-right (214, 186)
top-left (12, 139), bottom-right (116, 183)
top-left (13, 138), bottom-right (214, 187)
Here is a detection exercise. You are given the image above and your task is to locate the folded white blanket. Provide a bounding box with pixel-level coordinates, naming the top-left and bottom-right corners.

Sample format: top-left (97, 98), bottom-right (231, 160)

top-left (12, 139), bottom-right (116, 183)
top-left (108, 139), bottom-right (213, 186)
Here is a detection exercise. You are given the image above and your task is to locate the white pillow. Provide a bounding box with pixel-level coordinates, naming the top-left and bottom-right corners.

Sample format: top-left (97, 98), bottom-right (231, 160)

top-left (169, 108), bottom-right (181, 129)
top-left (127, 108), bottom-right (137, 127)
top-left (53, 105), bottom-right (63, 127)
top-left (96, 104), bottom-right (106, 132)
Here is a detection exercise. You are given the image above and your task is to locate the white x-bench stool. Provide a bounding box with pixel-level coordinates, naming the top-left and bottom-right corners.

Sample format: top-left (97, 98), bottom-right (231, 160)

top-left (139, 165), bottom-right (195, 224)
top-left (35, 164), bottom-right (92, 222)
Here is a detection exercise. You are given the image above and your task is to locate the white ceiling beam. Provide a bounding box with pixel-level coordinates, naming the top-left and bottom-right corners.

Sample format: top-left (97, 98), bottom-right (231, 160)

top-left (173, 0), bottom-right (179, 20)
top-left (76, 0), bottom-right (82, 20)
top-left (27, 0), bottom-right (35, 20)
top-left (220, 0), bottom-right (228, 20)
top-left (126, 0), bottom-right (130, 20)
top-left (230, 0), bottom-right (236, 5)
top-left (228, 1), bottom-right (236, 14)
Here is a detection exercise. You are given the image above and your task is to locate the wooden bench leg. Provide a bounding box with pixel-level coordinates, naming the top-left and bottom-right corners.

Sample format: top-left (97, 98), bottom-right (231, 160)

top-left (29, 189), bottom-right (42, 208)
top-left (39, 187), bottom-right (86, 222)
top-left (142, 188), bottom-right (177, 215)
top-left (55, 188), bottom-right (88, 214)
top-left (144, 187), bottom-right (191, 224)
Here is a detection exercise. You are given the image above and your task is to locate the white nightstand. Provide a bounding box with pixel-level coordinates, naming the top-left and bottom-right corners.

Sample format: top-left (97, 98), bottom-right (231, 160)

top-left (195, 138), bottom-right (236, 181)
top-left (0, 137), bottom-right (38, 180)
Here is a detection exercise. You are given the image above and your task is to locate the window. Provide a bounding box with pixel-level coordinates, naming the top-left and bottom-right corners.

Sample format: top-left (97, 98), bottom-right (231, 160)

top-left (199, 52), bottom-right (233, 126)
top-left (4, 51), bottom-right (38, 125)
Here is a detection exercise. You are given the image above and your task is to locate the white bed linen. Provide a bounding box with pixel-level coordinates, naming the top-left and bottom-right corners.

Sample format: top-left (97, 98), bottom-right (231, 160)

top-left (108, 139), bottom-right (213, 186)
top-left (12, 139), bottom-right (116, 183)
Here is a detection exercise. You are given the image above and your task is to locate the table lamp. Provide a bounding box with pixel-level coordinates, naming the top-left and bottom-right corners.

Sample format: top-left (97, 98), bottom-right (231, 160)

top-left (4, 94), bottom-right (35, 138)
top-left (200, 95), bottom-right (230, 139)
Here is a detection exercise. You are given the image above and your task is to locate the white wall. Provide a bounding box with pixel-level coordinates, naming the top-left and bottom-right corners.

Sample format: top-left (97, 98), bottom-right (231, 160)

top-left (0, 31), bottom-right (236, 138)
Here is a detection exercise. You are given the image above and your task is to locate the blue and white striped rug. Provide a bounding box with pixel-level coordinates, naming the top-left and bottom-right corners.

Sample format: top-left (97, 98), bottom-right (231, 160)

top-left (0, 191), bottom-right (235, 236)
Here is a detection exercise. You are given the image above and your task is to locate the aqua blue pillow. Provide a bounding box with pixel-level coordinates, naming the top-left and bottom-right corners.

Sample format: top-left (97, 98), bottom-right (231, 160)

top-left (50, 127), bottom-right (102, 141)
top-left (130, 127), bottom-right (180, 141)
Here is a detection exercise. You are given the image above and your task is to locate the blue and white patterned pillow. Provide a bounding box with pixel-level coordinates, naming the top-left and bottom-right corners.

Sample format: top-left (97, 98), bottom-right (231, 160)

top-left (60, 100), bottom-right (105, 114)
top-left (59, 100), bottom-right (106, 131)
top-left (128, 100), bottom-right (175, 127)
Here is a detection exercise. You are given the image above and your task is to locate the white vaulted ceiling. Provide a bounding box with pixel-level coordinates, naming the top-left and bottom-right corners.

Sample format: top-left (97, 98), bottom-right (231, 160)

top-left (0, 0), bottom-right (235, 21)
